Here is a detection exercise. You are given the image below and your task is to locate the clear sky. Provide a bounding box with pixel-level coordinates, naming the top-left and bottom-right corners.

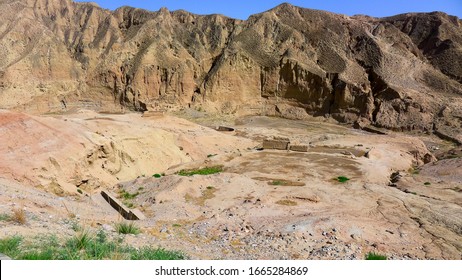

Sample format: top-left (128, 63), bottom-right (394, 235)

top-left (74, 0), bottom-right (462, 19)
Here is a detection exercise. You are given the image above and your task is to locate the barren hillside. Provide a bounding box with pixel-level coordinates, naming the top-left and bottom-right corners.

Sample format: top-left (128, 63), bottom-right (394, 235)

top-left (0, 0), bottom-right (461, 142)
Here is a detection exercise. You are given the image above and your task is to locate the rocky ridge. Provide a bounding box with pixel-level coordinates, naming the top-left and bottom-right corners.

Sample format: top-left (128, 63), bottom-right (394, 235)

top-left (0, 0), bottom-right (462, 141)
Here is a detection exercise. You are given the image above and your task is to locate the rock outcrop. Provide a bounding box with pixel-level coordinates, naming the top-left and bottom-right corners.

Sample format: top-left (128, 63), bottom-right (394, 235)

top-left (1, 0), bottom-right (461, 141)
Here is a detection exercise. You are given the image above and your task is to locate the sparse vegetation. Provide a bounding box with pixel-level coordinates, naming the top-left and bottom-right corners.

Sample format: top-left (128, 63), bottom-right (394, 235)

top-left (172, 224), bottom-right (182, 227)
top-left (207, 154), bottom-right (217, 158)
top-left (129, 247), bottom-right (185, 260)
top-left (184, 186), bottom-right (217, 206)
top-left (152, 173), bottom-right (162, 178)
top-left (77, 188), bottom-right (83, 194)
top-left (335, 176), bottom-right (350, 183)
top-left (365, 252), bottom-right (387, 260)
top-left (177, 166), bottom-right (223, 176)
top-left (118, 189), bottom-right (139, 208)
top-left (119, 190), bottom-right (139, 200)
top-left (0, 232), bottom-right (185, 260)
top-left (424, 182), bottom-right (431, 186)
top-left (70, 220), bottom-right (82, 232)
top-left (409, 167), bottom-right (420, 175)
top-left (270, 180), bottom-right (283, 186)
top-left (115, 222), bottom-right (140, 235)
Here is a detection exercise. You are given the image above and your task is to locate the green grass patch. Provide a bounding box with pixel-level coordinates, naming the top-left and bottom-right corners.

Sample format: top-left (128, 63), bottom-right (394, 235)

top-left (119, 190), bottom-right (139, 200)
top-left (130, 247), bottom-right (185, 260)
top-left (115, 222), bottom-right (140, 235)
top-left (177, 166), bottom-right (223, 176)
top-left (365, 252), bottom-right (387, 260)
top-left (172, 224), bottom-right (182, 228)
top-left (334, 176), bottom-right (350, 183)
top-left (0, 213), bottom-right (11, 222)
top-left (0, 232), bottom-right (184, 260)
top-left (0, 236), bottom-right (22, 257)
top-left (270, 180), bottom-right (283, 186)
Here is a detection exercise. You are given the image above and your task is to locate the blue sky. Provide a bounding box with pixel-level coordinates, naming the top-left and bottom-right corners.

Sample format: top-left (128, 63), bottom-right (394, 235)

top-left (75, 0), bottom-right (462, 19)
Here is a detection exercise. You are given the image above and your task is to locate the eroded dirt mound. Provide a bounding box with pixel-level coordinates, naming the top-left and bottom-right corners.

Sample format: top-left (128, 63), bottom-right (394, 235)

top-left (0, 109), bottom-right (255, 195)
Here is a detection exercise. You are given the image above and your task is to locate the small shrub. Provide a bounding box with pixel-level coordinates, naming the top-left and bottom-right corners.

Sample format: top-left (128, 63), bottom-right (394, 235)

top-left (177, 166), bottom-right (223, 176)
top-left (67, 231), bottom-right (92, 250)
top-left (152, 174), bottom-right (162, 178)
top-left (207, 154), bottom-right (217, 158)
top-left (115, 222), bottom-right (140, 235)
top-left (335, 176), bottom-right (350, 183)
top-left (77, 189), bottom-right (83, 194)
top-left (172, 224), bottom-right (182, 228)
top-left (12, 207), bottom-right (26, 224)
top-left (365, 252), bottom-right (387, 260)
top-left (424, 182), bottom-right (431, 186)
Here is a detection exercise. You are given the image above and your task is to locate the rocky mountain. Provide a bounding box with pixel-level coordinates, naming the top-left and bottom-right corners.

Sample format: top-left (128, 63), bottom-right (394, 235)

top-left (1, 0), bottom-right (462, 141)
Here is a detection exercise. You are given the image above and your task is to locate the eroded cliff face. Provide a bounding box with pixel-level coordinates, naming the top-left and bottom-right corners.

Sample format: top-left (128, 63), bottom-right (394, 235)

top-left (1, 0), bottom-right (461, 139)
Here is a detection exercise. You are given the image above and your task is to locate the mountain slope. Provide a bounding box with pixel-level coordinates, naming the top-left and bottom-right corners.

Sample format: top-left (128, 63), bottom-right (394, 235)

top-left (1, 0), bottom-right (461, 140)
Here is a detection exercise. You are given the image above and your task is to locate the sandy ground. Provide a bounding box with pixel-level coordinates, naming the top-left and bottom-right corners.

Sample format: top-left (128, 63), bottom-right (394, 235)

top-left (0, 110), bottom-right (460, 259)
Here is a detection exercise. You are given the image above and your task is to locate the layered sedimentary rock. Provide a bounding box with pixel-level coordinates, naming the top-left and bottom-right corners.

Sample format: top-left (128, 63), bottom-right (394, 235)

top-left (0, 0), bottom-right (461, 140)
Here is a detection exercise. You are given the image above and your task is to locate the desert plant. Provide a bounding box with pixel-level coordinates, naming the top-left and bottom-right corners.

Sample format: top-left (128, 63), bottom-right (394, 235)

top-left (424, 182), bottom-right (431, 186)
top-left (335, 176), bottom-right (350, 183)
top-left (177, 166), bottom-right (223, 176)
top-left (67, 231), bottom-right (92, 250)
top-left (115, 222), bottom-right (140, 235)
top-left (11, 207), bottom-right (26, 224)
top-left (365, 252), bottom-right (387, 260)
top-left (152, 173), bottom-right (162, 178)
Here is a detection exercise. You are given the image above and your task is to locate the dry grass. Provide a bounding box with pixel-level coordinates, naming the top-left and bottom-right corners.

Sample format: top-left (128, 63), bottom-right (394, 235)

top-left (12, 207), bottom-right (26, 224)
top-left (275, 199), bottom-right (297, 206)
top-left (62, 202), bottom-right (76, 219)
